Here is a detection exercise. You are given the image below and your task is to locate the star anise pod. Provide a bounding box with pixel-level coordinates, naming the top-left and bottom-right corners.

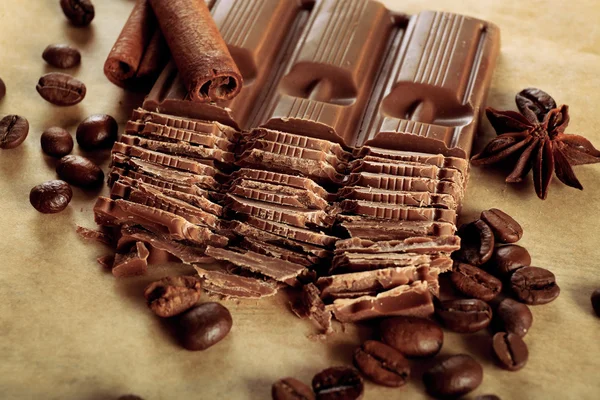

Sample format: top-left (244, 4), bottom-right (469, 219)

top-left (471, 88), bottom-right (600, 199)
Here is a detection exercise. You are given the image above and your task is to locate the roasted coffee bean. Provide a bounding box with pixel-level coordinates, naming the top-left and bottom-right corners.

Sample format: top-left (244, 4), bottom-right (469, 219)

top-left (455, 219), bottom-right (495, 266)
top-left (516, 88), bottom-right (556, 122)
top-left (42, 44), bottom-right (81, 69)
top-left (41, 127), bottom-right (73, 157)
top-left (510, 266), bottom-right (560, 305)
top-left (56, 155), bottom-right (104, 188)
top-left (60, 0), bottom-right (95, 26)
top-left (451, 262), bottom-right (502, 301)
top-left (29, 180), bottom-right (72, 214)
top-left (591, 289), bottom-right (600, 317)
top-left (474, 395), bottom-right (501, 400)
top-left (0, 78), bottom-right (5, 100)
top-left (76, 114), bottom-right (118, 150)
top-left (177, 302), bottom-right (232, 351)
top-left (272, 377), bottom-right (315, 400)
top-left (492, 332), bottom-right (528, 371)
top-left (380, 316), bottom-right (443, 357)
top-left (495, 298), bottom-right (533, 337)
top-left (36, 72), bottom-right (86, 106)
top-left (353, 340), bottom-right (410, 387)
top-left (436, 299), bottom-right (492, 333)
top-left (144, 276), bottom-right (202, 318)
top-left (481, 208), bottom-right (523, 243)
top-left (422, 354), bottom-right (483, 398)
top-left (490, 245), bottom-right (531, 277)
top-left (312, 366), bottom-right (363, 400)
top-left (0, 115), bottom-right (29, 149)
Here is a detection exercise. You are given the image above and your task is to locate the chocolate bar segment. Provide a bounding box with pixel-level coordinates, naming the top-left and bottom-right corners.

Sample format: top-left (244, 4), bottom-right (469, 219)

top-left (337, 187), bottom-right (457, 210)
top-left (229, 179), bottom-right (328, 210)
top-left (353, 147), bottom-right (468, 175)
top-left (330, 252), bottom-right (452, 274)
top-left (326, 281), bottom-right (434, 322)
top-left (334, 236), bottom-right (460, 254)
top-left (340, 200), bottom-right (457, 223)
top-left (194, 266), bottom-right (278, 299)
top-left (230, 168), bottom-right (329, 199)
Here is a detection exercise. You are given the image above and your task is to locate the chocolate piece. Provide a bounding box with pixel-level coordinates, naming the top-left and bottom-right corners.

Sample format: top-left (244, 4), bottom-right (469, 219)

top-left (126, 120), bottom-right (234, 151)
top-left (337, 186), bottom-right (457, 209)
top-left (354, 147), bottom-right (468, 175)
top-left (225, 194), bottom-right (335, 229)
top-left (93, 197), bottom-right (228, 247)
top-left (230, 168), bottom-right (328, 199)
top-left (292, 283), bottom-right (333, 334)
top-left (97, 255), bottom-right (115, 269)
top-left (247, 128), bottom-right (351, 161)
top-left (148, 0), bottom-right (242, 102)
top-left (243, 216), bottom-right (337, 249)
top-left (194, 266), bottom-right (278, 299)
top-left (334, 236), bottom-right (460, 255)
top-left (340, 200), bottom-right (457, 223)
top-left (205, 246), bottom-right (308, 287)
top-left (115, 176), bottom-right (222, 216)
top-left (348, 159), bottom-right (464, 186)
top-left (317, 266), bottom-right (439, 300)
top-left (118, 226), bottom-right (212, 265)
top-left (112, 242), bottom-right (150, 277)
top-left (236, 148), bottom-right (345, 185)
top-left (111, 154), bottom-right (221, 191)
top-left (112, 142), bottom-right (222, 176)
top-left (338, 216), bottom-right (456, 240)
top-left (330, 252), bottom-right (452, 274)
top-left (111, 181), bottom-right (220, 229)
top-left (229, 179), bottom-right (328, 210)
top-left (238, 237), bottom-right (313, 267)
top-left (76, 226), bottom-right (113, 246)
top-left (345, 172), bottom-right (463, 201)
top-left (326, 281), bottom-right (434, 322)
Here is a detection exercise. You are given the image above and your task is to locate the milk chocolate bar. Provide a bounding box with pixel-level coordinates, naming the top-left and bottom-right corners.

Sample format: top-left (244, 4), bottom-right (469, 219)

top-left (337, 187), bottom-right (457, 210)
top-left (348, 159), bottom-right (464, 186)
top-left (145, 2), bottom-right (498, 158)
top-left (334, 236), bottom-right (460, 255)
top-left (338, 217), bottom-right (456, 240)
top-left (194, 266), bottom-right (278, 299)
top-left (241, 216), bottom-right (337, 249)
top-left (230, 168), bottom-right (329, 199)
top-left (229, 179), bottom-right (328, 210)
top-left (330, 252), bottom-right (452, 274)
top-left (126, 121), bottom-right (235, 151)
top-left (339, 200), bottom-right (457, 223)
top-left (354, 147), bottom-right (468, 175)
top-left (326, 281), bottom-right (434, 322)
top-left (238, 237), bottom-right (314, 267)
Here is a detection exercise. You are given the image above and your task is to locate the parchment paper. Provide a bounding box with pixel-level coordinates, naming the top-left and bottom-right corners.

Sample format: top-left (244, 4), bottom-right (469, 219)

top-left (1, 1), bottom-right (599, 399)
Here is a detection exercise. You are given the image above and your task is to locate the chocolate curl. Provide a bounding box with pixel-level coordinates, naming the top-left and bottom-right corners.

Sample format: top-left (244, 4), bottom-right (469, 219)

top-left (104, 0), bottom-right (166, 88)
top-left (149, 0), bottom-right (243, 103)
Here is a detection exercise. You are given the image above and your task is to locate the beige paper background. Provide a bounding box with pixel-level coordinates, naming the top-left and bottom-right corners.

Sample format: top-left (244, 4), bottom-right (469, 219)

top-left (1, 1), bottom-right (599, 399)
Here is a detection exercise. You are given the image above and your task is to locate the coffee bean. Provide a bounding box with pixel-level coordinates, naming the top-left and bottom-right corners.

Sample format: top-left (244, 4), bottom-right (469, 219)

top-left (380, 316), bottom-right (443, 357)
top-left (41, 127), bottom-right (73, 157)
top-left (56, 155), bottom-right (104, 188)
top-left (510, 266), bottom-right (560, 305)
top-left (76, 114), bottom-right (118, 150)
top-left (422, 354), bottom-right (483, 398)
top-left (489, 245), bottom-right (531, 277)
top-left (272, 377), bottom-right (315, 400)
top-left (481, 208), bottom-right (523, 243)
top-left (42, 44), bottom-right (81, 69)
top-left (353, 340), bottom-right (410, 387)
top-left (177, 302), bottom-right (232, 351)
top-left (474, 395), bottom-right (501, 400)
top-left (591, 289), bottom-right (600, 317)
top-left (495, 298), bottom-right (533, 337)
top-left (451, 262), bottom-right (502, 301)
top-left (492, 332), bottom-right (528, 371)
top-left (144, 276), bottom-right (202, 318)
top-left (455, 219), bottom-right (495, 266)
top-left (312, 366), bottom-right (363, 400)
top-left (0, 115), bottom-right (29, 149)
top-left (29, 180), bottom-right (72, 214)
top-left (436, 299), bottom-right (492, 333)
top-left (117, 396), bottom-right (143, 400)
top-left (0, 78), bottom-right (5, 100)
top-left (60, 0), bottom-right (95, 26)
top-left (36, 72), bottom-right (86, 106)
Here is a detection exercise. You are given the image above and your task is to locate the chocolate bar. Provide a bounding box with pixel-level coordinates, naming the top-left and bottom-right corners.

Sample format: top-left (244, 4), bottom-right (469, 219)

top-left (194, 266), bottom-right (278, 299)
top-left (230, 168), bottom-right (329, 199)
top-left (112, 242), bottom-right (150, 278)
top-left (339, 200), bottom-right (457, 223)
top-left (353, 147), bottom-right (468, 175)
top-left (229, 179), bottom-right (328, 210)
top-left (334, 236), bottom-right (460, 255)
top-left (238, 237), bottom-right (314, 267)
top-left (337, 187), bottom-right (457, 210)
top-left (330, 252), bottom-right (453, 275)
top-left (338, 216), bottom-right (457, 240)
top-left (291, 283), bottom-right (333, 334)
top-left (348, 159), bottom-right (465, 186)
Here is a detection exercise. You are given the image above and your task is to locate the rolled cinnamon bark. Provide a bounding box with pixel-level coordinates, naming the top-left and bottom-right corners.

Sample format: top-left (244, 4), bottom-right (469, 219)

top-left (148, 0), bottom-right (243, 103)
top-left (136, 30), bottom-right (170, 81)
top-left (104, 0), bottom-right (167, 88)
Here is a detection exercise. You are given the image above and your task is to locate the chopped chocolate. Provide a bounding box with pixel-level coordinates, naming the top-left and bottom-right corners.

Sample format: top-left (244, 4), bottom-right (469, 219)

top-left (338, 216), bottom-right (456, 240)
top-left (229, 179), bottom-right (328, 210)
top-left (76, 226), bottom-right (114, 246)
top-left (292, 283), bottom-right (333, 334)
top-left (334, 236), bottom-right (460, 254)
top-left (194, 266), bottom-right (278, 299)
top-left (340, 200), bottom-right (457, 223)
top-left (112, 242), bottom-right (150, 277)
top-left (354, 147), bottom-right (468, 175)
top-left (348, 159), bottom-right (464, 186)
top-left (326, 281), bottom-right (434, 322)
top-left (337, 186), bottom-right (457, 210)
top-left (238, 237), bottom-right (314, 267)
top-left (330, 252), bottom-right (452, 274)
top-left (230, 168), bottom-right (329, 199)
top-left (205, 246), bottom-right (308, 287)
top-left (243, 216), bottom-right (337, 248)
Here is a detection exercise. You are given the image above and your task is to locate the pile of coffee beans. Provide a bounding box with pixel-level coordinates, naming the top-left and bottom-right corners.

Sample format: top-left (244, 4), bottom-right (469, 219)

top-left (271, 209), bottom-right (559, 399)
top-left (143, 276), bottom-right (233, 351)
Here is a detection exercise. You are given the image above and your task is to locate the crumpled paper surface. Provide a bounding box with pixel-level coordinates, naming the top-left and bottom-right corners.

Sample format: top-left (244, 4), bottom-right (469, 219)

top-left (0, 1), bottom-right (599, 399)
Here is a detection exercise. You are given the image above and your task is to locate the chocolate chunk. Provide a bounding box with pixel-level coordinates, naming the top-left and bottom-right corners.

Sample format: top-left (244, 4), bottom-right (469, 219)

top-left (194, 266), bottom-right (278, 299)
top-left (112, 242), bottom-right (150, 277)
top-left (239, 237), bottom-right (314, 267)
top-left (338, 216), bottom-right (456, 240)
top-left (348, 159), bottom-right (464, 186)
top-left (354, 147), bottom-right (468, 175)
top-left (229, 179), bottom-right (328, 210)
top-left (339, 199), bottom-right (457, 223)
top-left (334, 236), bottom-right (460, 255)
top-left (326, 281), bottom-right (434, 322)
top-left (337, 186), bottom-right (457, 210)
top-left (76, 226), bottom-right (114, 246)
top-left (330, 252), bottom-right (452, 274)
top-left (242, 216), bottom-right (337, 248)
top-left (291, 283), bottom-right (332, 334)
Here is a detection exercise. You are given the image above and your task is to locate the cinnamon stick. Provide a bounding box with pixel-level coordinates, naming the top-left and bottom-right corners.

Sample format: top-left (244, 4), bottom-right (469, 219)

top-left (148, 0), bottom-right (242, 103)
top-left (104, 0), bottom-right (167, 88)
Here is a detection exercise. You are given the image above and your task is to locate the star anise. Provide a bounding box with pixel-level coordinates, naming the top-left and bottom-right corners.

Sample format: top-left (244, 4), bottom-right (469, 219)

top-left (471, 88), bottom-right (600, 199)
